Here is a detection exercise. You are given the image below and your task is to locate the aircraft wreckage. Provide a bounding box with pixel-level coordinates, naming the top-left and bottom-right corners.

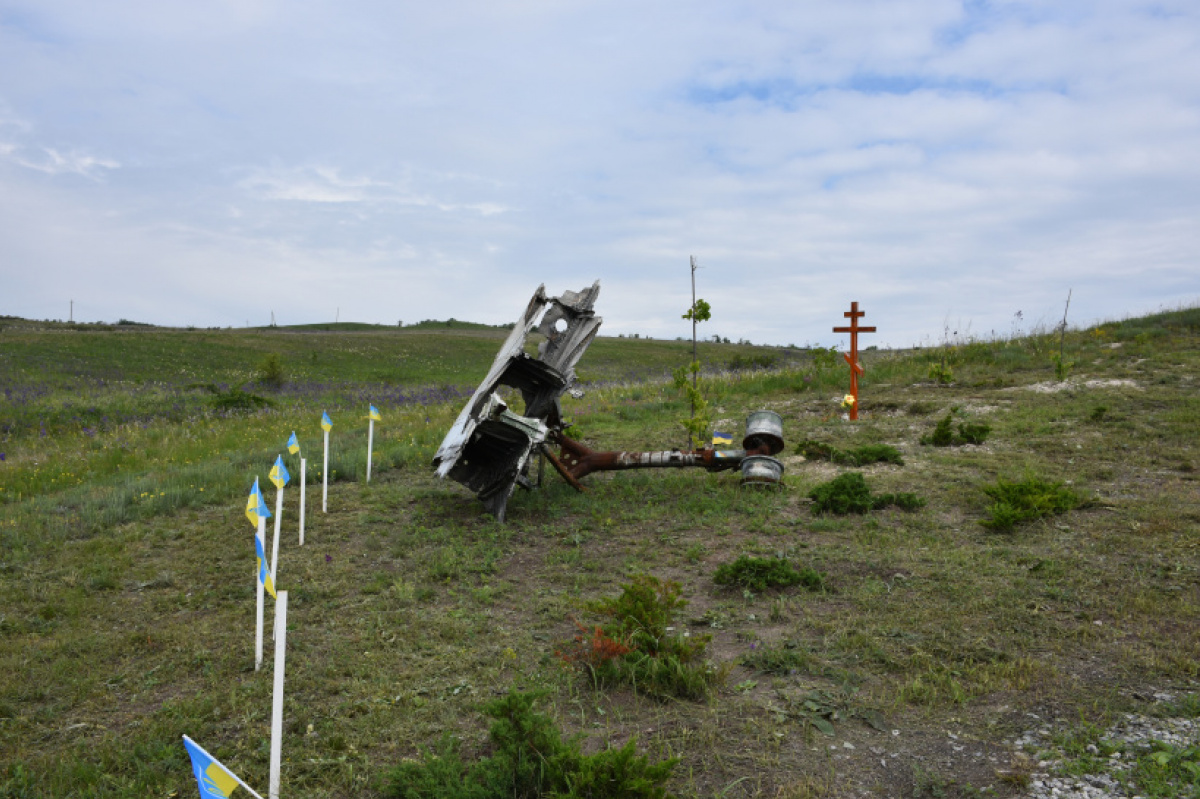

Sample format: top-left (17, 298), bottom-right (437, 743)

top-left (432, 282), bottom-right (785, 520)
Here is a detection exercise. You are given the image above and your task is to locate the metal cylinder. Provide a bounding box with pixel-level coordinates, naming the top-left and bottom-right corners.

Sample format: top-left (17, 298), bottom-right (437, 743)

top-left (742, 410), bottom-right (785, 455)
top-left (740, 455), bottom-right (784, 487)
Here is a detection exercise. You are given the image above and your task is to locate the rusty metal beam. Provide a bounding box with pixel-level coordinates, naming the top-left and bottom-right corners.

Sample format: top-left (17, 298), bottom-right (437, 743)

top-left (551, 432), bottom-right (775, 486)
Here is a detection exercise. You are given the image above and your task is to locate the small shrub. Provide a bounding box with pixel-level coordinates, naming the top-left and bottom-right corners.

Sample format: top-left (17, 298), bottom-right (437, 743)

top-left (810, 346), bottom-right (839, 371)
top-left (809, 473), bottom-right (925, 515)
top-left (257, 353), bottom-right (286, 389)
top-left (920, 409), bottom-right (991, 447)
top-left (928, 362), bottom-right (954, 384)
top-left (713, 556), bottom-right (826, 592)
top-left (588, 575), bottom-right (686, 653)
top-left (382, 690), bottom-right (678, 799)
top-left (565, 575), bottom-right (724, 700)
top-left (809, 472), bottom-right (874, 514)
top-left (924, 413), bottom-right (955, 446)
top-left (795, 439), bottom-right (903, 467)
top-left (192, 383), bottom-right (274, 413)
top-left (957, 422), bottom-right (991, 445)
top-left (980, 474), bottom-right (1081, 532)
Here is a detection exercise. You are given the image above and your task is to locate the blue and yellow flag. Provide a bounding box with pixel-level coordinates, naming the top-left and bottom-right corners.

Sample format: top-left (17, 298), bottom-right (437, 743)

top-left (182, 735), bottom-right (258, 799)
top-left (268, 455), bottom-right (290, 489)
top-left (712, 431), bottom-right (733, 447)
top-left (321, 411), bottom-right (332, 432)
top-left (287, 431), bottom-right (300, 455)
top-left (254, 533), bottom-right (277, 599)
top-left (245, 479), bottom-right (271, 527)
top-left (368, 405), bottom-right (381, 422)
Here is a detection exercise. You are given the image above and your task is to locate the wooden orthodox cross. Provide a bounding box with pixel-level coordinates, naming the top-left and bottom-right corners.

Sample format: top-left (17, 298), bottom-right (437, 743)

top-left (832, 301), bottom-right (876, 421)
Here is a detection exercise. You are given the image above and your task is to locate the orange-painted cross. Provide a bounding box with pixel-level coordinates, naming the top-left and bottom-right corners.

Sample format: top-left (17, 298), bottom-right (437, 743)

top-left (832, 301), bottom-right (876, 420)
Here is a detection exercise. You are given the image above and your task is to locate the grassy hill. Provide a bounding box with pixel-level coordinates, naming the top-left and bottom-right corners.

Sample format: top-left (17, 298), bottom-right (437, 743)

top-left (0, 309), bottom-right (1197, 798)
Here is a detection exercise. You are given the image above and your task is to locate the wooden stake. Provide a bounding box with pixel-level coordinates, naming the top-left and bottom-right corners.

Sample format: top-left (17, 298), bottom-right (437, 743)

top-left (322, 430), bottom-right (329, 512)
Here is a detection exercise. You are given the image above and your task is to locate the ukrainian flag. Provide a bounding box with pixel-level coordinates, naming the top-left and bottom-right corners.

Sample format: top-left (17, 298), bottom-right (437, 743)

top-left (245, 479), bottom-right (271, 527)
top-left (321, 411), bottom-right (332, 432)
top-left (287, 431), bottom-right (300, 455)
top-left (712, 431), bottom-right (733, 447)
top-left (182, 735), bottom-right (260, 799)
top-left (269, 455), bottom-right (290, 489)
top-left (368, 405), bottom-right (381, 422)
top-left (254, 534), bottom-right (277, 599)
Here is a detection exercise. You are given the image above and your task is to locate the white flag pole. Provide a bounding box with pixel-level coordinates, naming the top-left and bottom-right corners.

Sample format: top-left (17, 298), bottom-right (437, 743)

top-left (299, 457), bottom-right (306, 546)
top-left (271, 485), bottom-right (283, 641)
top-left (366, 418), bottom-right (375, 482)
top-left (271, 486), bottom-right (283, 583)
top-left (322, 429), bottom-right (329, 512)
top-left (256, 518), bottom-right (265, 671)
top-left (269, 591), bottom-right (288, 799)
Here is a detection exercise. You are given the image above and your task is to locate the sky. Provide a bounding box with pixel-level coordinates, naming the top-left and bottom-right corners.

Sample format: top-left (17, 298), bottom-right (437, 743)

top-left (1, 0), bottom-right (1198, 349)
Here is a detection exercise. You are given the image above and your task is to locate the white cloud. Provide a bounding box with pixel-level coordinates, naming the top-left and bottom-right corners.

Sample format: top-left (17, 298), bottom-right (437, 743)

top-left (0, 1), bottom-right (1196, 346)
top-left (14, 147), bottom-right (120, 177)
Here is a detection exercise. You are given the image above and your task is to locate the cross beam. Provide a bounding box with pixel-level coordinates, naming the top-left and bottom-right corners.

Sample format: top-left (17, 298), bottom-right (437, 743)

top-left (832, 301), bottom-right (876, 420)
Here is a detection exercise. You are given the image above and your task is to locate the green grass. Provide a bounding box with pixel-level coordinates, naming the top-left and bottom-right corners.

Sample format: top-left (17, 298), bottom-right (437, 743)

top-left (1, 308), bottom-right (1199, 797)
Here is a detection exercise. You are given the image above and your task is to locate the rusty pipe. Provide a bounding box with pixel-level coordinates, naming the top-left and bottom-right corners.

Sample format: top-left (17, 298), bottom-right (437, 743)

top-left (548, 433), bottom-right (775, 488)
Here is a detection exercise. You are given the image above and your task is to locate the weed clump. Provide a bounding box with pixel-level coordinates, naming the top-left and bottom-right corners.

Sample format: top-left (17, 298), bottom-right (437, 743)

top-left (808, 472), bottom-right (925, 515)
top-left (795, 439), bottom-right (904, 467)
top-left (980, 474), bottom-right (1081, 532)
top-left (560, 575), bottom-right (724, 701)
top-left (742, 639), bottom-right (814, 676)
top-left (382, 689), bottom-right (678, 799)
top-left (713, 556), bottom-right (826, 593)
top-left (920, 408), bottom-right (991, 447)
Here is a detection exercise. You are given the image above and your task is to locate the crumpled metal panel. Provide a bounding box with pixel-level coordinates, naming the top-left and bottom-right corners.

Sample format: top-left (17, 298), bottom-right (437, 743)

top-left (432, 282), bottom-right (601, 520)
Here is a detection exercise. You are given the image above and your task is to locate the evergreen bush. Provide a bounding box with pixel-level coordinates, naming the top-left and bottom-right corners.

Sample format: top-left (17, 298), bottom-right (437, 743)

top-left (980, 475), bottom-right (1081, 532)
top-left (808, 473), bottom-right (925, 515)
top-left (382, 690), bottom-right (678, 799)
top-left (562, 575), bottom-right (725, 701)
top-left (713, 556), bottom-right (826, 592)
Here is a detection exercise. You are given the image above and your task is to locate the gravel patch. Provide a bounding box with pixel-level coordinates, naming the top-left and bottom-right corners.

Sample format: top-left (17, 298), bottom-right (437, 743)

top-left (1015, 694), bottom-right (1199, 798)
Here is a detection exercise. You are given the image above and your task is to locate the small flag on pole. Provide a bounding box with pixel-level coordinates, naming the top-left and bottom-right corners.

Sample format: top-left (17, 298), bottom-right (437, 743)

top-left (712, 431), bottom-right (733, 447)
top-left (246, 479), bottom-right (271, 527)
top-left (255, 534), bottom-right (277, 599)
top-left (368, 405), bottom-right (381, 422)
top-left (182, 735), bottom-right (264, 799)
top-left (287, 432), bottom-right (300, 455)
top-left (269, 456), bottom-right (290, 489)
top-left (321, 411), bottom-right (332, 432)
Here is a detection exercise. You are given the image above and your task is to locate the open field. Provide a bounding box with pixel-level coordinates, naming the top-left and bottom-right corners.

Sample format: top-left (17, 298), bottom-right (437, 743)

top-left (1, 309), bottom-right (1198, 798)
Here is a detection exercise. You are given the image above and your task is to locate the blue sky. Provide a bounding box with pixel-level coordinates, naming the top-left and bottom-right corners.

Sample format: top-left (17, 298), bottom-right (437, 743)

top-left (2, 0), bottom-right (1197, 347)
